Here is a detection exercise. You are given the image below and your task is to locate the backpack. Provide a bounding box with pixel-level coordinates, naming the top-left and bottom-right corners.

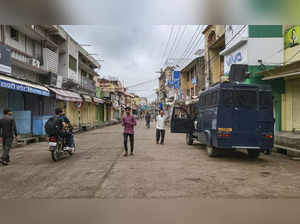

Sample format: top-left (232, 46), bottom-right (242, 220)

top-left (45, 116), bottom-right (58, 136)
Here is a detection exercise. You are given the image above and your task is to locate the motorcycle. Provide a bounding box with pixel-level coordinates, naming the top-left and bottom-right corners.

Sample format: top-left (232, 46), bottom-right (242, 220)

top-left (48, 130), bottom-right (75, 162)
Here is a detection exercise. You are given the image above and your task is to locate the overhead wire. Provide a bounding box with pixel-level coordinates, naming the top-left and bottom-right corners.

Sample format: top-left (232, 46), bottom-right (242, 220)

top-left (180, 25), bottom-right (206, 67)
top-left (170, 25), bottom-right (187, 60)
top-left (180, 25), bottom-right (202, 61)
top-left (165, 26), bottom-right (182, 64)
top-left (160, 26), bottom-right (174, 68)
top-left (126, 77), bottom-right (159, 89)
top-left (182, 25), bottom-right (204, 60)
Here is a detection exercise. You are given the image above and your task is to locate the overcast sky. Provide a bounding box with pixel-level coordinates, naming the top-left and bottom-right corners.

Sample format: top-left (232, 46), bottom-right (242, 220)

top-left (63, 25), bottom-right (204, 101)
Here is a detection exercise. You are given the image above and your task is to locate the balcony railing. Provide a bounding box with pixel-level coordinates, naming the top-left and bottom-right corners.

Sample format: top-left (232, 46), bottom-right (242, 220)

top-left (11, 48), bottom-right (40, 66)
top-left (81, 77), bottom-right (96, 93)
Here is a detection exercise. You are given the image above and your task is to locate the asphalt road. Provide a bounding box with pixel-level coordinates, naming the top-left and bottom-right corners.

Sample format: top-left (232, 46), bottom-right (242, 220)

top-left (1, 121), bottom-right (300, 199)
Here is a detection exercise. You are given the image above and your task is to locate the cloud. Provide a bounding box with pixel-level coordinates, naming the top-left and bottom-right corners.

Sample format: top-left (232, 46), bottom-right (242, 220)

top-left (63, 25), bottom-right (202, 101)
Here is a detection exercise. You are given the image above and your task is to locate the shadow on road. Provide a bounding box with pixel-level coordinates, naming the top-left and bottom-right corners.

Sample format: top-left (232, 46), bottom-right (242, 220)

top-left (189, 143), bottom-right (269, 164)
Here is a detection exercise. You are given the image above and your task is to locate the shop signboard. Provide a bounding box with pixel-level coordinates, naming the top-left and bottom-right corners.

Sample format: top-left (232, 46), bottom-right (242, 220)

top-left (173, 71), bottom-right (180, 89)
top-left (0, 44), bottom-right (12, 75)
top-left (192, 78), bottom-right (197, 85)
top-left (224, 45), bottom-right (247, 75)
top-left (285, 26), bottom-right (300, 49)
top-left (0, 78), bottom-right (50, 96)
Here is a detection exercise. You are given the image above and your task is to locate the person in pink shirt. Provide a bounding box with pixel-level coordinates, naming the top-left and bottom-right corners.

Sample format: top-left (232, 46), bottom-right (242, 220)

top-left (121, 107), bottom-right (137, 156)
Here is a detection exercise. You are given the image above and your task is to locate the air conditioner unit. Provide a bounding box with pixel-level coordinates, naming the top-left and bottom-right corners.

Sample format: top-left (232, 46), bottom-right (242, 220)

top-left (34, 59), bottom-right (40, 68)
top-left (29, 58), bottom-right (40, 68)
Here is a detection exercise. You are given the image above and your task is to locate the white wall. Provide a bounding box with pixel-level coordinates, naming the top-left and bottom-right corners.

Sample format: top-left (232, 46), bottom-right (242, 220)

top-left (225, 25), bottom-right (248, 48)
top-left (58, 40), bottom-right (68, 78)
top-left (247, 38), bottom-right (284, 66)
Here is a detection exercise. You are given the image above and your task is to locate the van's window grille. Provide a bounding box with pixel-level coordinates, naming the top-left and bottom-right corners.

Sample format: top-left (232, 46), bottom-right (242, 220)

top-left (234, 90), bottom-right (257, 108)
top-left (221, 90), bottom-right (233, 106)
top-left (259, 92), bottom-right (273, 108)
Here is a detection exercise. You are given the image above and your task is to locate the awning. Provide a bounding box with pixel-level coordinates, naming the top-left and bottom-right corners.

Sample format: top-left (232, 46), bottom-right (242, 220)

top-left (49, 87), bottom-right (82, 102)
top-left (258, 60), bottom-right (300, 80)
top-left (0, 74), bottom-right (50, 96)
top-left (93, 97), bottom-right (104, 104)
top-left (82, 95), bottom-right (92, 102)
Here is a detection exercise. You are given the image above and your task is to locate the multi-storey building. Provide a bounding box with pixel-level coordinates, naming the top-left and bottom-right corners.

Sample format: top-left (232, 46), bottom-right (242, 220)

top-left (180, 56), bottom-right (206, 103)
top-left (259, 25), bottom-right (300, 153)
top-left (221, 25), bottom-right (283, 133)
top-left (0, 25), bottom-right (102, 134)
top-left (203, 25), bottom-right (225, 87)
top-left (0, 25), bottom-right (65, 135)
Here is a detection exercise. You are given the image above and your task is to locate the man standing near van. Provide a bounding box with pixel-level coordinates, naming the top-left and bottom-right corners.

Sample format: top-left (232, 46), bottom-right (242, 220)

top-left (0, 109), bottom-right (18, 166)
top-left (156, 109), bottom-right (167, 145)
top-left (122, 107), bottom-right (136, 156)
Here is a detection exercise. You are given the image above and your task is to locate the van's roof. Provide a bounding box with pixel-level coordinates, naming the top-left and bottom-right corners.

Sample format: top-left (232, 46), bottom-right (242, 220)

top-left (202, 82), bottom-right (272, 93)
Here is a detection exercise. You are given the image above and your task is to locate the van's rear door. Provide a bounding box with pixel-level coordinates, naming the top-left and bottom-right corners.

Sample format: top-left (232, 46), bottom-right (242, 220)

top-left (232, 90), bottom-right (258, 147)
top-left (170, 107), bottom-right (194, 133)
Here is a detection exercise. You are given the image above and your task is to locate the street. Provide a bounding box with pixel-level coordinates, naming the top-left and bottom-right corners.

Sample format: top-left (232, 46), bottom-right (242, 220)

top-left (1, 121), bottom-right (300, 199)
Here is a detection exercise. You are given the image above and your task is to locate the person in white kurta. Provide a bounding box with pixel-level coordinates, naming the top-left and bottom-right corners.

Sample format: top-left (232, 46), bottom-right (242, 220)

top-left (156, 110), bottom-right (167, 144)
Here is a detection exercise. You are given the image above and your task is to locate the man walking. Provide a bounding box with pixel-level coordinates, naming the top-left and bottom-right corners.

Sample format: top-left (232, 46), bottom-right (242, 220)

top-left (145, 111), bottom-right (151, 128)
top-left (156, 109), bottom-right (167, 145)
top-left (0, 109), bottom-right (18, 166)
top-left (122, 107), bottom-right (136, 156)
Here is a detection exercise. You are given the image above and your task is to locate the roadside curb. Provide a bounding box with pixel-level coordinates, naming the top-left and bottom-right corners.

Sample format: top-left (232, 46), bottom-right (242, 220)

top-left (6, 121), bottom-right (121, 150)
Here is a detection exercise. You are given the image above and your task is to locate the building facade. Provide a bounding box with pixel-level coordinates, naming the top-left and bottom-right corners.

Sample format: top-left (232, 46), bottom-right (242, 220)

top-left (203, 25), bottom-right (225, 87)
top-left (221, 25), bottom-right (284, 132)
top-left (0, 25), bottom-right (103, 135)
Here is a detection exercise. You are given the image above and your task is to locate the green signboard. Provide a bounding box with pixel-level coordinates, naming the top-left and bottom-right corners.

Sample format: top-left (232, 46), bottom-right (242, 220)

top-left (285, 26), bottom-right (300, 49)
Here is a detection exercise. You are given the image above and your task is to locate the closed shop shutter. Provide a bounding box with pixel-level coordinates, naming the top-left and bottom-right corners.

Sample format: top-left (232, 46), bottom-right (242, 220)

top-left (114, 110), bottom-right (119, 120)
top-left (0, 88), bottom-right (9, 112)
top-left (292, 79), bottom-right (300, 131)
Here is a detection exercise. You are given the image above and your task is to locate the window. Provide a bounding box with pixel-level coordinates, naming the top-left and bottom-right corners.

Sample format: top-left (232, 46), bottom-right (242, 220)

top-left (259, 92), bottom-right (272, 108)
top-left (174, 107), bottom-right (189, 119)
top-left (187, 89), bottom-right (190, 97)
top-left (205, 94), bottom-right (211, 106)
top-left (221, 90), bottom-right (233, 106)
top-left (208, 31), bottom-right (216, 46)
top-left (234, 90), bottom-right (257, 108)
top-left (191, 88), bottom-right (194, 97)
top-left (10, 27), bottom-right (19, 41)
top-left (69, 55), bottom-right (77, 72)
top-left (212, 92), bottom-right (218, 105)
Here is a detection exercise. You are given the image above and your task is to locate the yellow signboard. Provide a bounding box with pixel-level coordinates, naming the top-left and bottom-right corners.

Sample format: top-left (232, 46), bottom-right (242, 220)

top-left (285, 26), bottom-right (300, 49)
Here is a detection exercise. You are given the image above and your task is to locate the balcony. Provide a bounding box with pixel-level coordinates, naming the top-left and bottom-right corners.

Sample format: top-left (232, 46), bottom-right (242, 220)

top-left (10, 48), bottom-right (48, 75)
top-left (79, 60), bottom-right (98, 77)
top-left (101, 91), bottom-right (111, 99)
top-left (81, 77), bottom-right (96, 93)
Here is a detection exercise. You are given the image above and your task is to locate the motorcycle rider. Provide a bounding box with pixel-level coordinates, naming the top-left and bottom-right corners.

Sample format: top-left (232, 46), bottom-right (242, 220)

top-left (55, 108), bottom-right (74, 153)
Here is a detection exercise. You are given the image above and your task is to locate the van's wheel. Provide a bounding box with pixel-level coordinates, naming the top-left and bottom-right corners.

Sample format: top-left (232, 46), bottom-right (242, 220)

top-left (207, 145), bottom-right (218, 157)
top-left (186, 133), bottom-right (194, 145)
top-left (247, 149), bottom-right (260, 159)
